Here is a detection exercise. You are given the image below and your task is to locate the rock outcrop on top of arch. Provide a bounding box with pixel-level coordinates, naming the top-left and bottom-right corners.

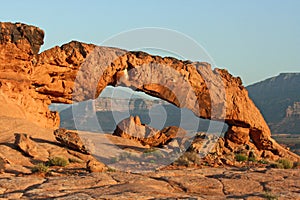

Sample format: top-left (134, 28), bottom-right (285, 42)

top-left (0, 22), bottom-right (299, 161)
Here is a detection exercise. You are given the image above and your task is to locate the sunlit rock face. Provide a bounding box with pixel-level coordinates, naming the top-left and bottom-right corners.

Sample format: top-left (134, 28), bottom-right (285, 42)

top-left (0, 22), bottom-right (299, 161)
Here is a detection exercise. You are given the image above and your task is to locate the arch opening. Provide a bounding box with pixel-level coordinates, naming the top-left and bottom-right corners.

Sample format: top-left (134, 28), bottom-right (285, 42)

top-left (50, 86), bottom-right (228, 135)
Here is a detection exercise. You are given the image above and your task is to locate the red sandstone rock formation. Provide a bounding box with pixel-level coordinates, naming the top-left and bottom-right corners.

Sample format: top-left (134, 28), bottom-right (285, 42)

top-left (0, 22), bottom-right (299, 161)
top-left (113, 116), bottom-right (185, 147)
top-left (0, 22), bottom-right (59, 127)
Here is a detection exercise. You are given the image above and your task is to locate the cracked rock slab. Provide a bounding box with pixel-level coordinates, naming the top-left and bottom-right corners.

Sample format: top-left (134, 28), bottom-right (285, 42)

top-left (0, 167), bottom-right (298, 199)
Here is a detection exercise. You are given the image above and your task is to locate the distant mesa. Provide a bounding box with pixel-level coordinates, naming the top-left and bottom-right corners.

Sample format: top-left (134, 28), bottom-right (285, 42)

top-left (271, 102), bottom-right (300, 134)
top-left (0, 22), bottom-right (299, 162)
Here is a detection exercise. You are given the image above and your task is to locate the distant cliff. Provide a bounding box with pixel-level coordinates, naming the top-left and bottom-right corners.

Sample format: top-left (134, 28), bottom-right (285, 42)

top-left (94, 97), bottom-right (166, 112)
top-left (59, 97), bottom-right (224, 133)
top-left (286, 102), bottom-right (300, 118)
top-left (272, 102), bottom-right (300, 134)
top-left (247, 73), bottom-right (300, 134)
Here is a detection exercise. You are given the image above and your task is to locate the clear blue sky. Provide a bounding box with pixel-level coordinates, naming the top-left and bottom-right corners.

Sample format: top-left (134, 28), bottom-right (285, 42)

top-left (1, 0), bottom-right (299, 85)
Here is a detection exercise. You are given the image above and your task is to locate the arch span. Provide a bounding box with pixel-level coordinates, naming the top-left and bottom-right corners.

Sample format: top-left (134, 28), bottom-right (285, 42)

top-left (35, 42), bottom-right (273, 151)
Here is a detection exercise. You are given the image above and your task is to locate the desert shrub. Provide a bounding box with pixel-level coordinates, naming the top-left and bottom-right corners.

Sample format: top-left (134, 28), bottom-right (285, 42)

top-left (174, 157), bottom-right (190, 167)
top-left (183, 152), bottom-right (201, 164)
top-left (152, 151), bottom-right (164, 158)
top-left (270, 162), bottom-right (284, 169)
top-left (107, 167), bottom-right (116, 172)
top-left (118, 152), bottom-right (139, 161)
top-left (174, 152), bottom-right (201, 167)
top-left (48, 157), bottom-right (69, 167)
top-left (143, 149), bottom-right (164, 159)
top-left (32, 163), bottom-right (49, 173)
top-left (143, 148), bottom-right (157, 154)
top-left (119, 152), bottom-right (131, 160)
top-left (110, 157), bottom-right (119, 163)
top-left (248, 151), bottom-right (257, 162)
top-left (278, 159), bottom-right (293, 169)
top-left (248, 157), bottom-right (256, 162)
top-left (262, 191), bottom-right (278, 200)
top-left (68, 157), bottom-right (83, 163)
top-left (235, 153), bottom-right (248, 162)
top-left (270, 159), bottom-right (293, 169)
top-left (258, 159), bottom-right (269, 164)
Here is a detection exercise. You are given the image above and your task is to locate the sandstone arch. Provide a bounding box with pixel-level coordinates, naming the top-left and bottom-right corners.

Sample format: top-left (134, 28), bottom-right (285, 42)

top-left (0, 22), bottom-right (299, 161)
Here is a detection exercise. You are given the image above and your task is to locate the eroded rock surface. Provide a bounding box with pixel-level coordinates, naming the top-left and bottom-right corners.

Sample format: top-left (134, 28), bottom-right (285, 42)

top-left (0, 157), bottom-right (6, 174)
top-left (0, 22), bottom-right (59, 128)
top-left (0, 22), bottom-right (299, 161)
top-left (0, 167), bottom-right (299, 199)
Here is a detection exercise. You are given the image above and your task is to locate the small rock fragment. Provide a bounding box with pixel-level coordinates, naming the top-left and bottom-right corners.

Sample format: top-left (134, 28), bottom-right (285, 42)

top-left (86, 159), bottom-right (107, 173)
top-left (0, 157), bottom-right (6, 173)
top-left (113, 116), bottom-right (186, 147)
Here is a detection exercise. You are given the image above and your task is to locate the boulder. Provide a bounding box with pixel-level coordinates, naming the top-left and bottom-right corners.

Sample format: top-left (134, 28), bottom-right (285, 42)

top-left (113, 116), bottom-right (158, 142)
top-left (14, 133), bottom-right (38, 158)
top-left (225, 126), bottom-right (250, 145)
top-left (86, 159), bottom-right (107, 173)
top-left (54, 128), bottom-right (90, 154)
top-left (113, 116), bottom-right (186, 147)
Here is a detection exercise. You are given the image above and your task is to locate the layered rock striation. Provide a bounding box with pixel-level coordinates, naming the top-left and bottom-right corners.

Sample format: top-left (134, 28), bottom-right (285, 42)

top-left (0, 22), bottom-right (299, 161)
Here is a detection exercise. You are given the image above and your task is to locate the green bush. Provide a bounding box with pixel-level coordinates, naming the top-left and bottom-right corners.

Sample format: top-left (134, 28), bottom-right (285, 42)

top-left (270, 159), bottom-right (293, 169)
top-left (262, 191), bottom-right (278, 200)
top-left (32, 163), bottom-right (49, 173)
top-left (248, 156), bottom-right (256, 162)
top-left (48, 157), bottom-right (69, 167)
top-left (258, 159), bottom-right (269, 164)
top-left (235, 153), bottom-right (248, 162)
top-left (278, 159), bottom-right (293, 169)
